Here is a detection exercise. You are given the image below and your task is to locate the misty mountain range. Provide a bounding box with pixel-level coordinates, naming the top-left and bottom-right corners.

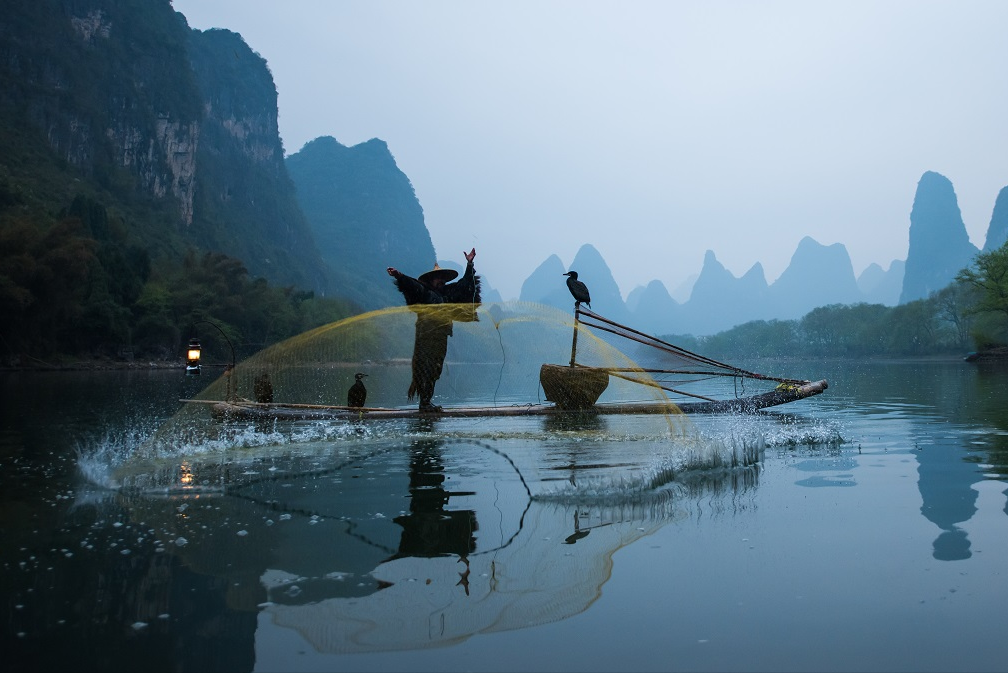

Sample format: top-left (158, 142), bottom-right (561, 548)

top-left (511, 170), bottom-right (1006, 336)
top-left (5, 2), bottom-right (1006, 342)
top-left (292, 135), bottom-right (1007, 336)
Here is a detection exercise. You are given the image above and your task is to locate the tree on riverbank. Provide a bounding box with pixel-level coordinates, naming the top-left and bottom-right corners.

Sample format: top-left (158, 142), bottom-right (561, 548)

top-left (956, 241), bottom-right (1008, 348)
top-left (691, 292), bottom-right (975, 361)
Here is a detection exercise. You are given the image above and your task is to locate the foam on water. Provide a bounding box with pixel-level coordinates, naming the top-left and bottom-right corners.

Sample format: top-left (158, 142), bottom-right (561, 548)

top-left (74, 395), bottom-right (841, 509)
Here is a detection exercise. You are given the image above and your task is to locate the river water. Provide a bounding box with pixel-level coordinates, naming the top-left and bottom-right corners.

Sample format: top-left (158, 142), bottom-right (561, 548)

top-left (2, 357), bottom-right (1007, 672)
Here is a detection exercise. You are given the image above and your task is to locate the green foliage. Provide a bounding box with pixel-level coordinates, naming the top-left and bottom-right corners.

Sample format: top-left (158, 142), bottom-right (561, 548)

top-left (0, 1), bottom-right (352, 364)
top-left (932, 281), bottom-right (978, 349)
top-left (956, 241), bottom-right (1008, 344)
top-left (695, 297), bottom-right (969, 361)
top-left (0, 196), bottom-right (355, 364)
top-left (698, 319), bottom-right (799, 358)
top-left (136, 250), bottom-right (356, 363)
top-left (0, 215), bottom-right (98, 355)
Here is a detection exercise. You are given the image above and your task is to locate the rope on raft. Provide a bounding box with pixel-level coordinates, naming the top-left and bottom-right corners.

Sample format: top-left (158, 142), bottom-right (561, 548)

top-left (573, 306), bottom-right (807, 387)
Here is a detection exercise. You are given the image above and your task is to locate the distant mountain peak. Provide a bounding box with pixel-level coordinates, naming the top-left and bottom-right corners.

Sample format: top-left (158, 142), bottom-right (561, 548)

top-left (741, 262), bottom-right (767, 284)
top-left (900, 171), bottom-right (978, 303)
top-left (983, 185), bottom-right (1008, 252)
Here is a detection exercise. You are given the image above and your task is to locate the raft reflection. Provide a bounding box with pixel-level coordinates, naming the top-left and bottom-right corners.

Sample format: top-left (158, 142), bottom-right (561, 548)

top-left (251, 442), bottom-right (756, 654)
top-left (106, 435), bottom-right (758, 658)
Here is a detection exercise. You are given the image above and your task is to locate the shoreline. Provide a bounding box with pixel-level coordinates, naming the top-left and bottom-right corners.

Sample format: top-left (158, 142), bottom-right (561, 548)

top-left (4, 347), bottom-right (1006, 373)
top-left (964, 345), bottom-right (1008, 363)
top-left (1, 357), bottom-right (185, 372)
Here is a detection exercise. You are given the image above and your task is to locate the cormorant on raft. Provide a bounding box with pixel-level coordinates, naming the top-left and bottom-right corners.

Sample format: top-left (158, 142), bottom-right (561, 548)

top-left (564, 271), bottom-right (591, 309)
top-left (347, 373), bottom-right (368, 408)
top-left (254, 372), bottom-right (274, 403)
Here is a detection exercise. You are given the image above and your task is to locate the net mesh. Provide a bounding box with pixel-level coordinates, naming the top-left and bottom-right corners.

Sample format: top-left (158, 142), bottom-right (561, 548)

top-left (575, 306), bottom-right (808, 405)
top-left (185, 301), bottom-right (687, 410)
top-left (137, 302), bottom-right (701, 455)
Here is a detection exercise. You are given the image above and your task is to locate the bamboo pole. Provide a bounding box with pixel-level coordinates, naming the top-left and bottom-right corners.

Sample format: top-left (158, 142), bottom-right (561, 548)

top-left (569, 304), bottom-right (581, 366)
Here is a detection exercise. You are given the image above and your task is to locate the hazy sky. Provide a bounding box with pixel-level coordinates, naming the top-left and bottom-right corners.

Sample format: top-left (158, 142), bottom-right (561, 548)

top-left (171, 1), bottom-right (1008, 300)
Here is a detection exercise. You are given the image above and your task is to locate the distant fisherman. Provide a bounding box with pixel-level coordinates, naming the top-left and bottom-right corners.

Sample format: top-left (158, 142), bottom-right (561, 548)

top-left (564, 270), bottom-right (591, 309)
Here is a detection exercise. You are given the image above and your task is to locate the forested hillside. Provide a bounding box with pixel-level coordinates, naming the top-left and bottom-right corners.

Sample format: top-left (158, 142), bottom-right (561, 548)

top-left (0, 0), bottom-right (351, 366)
top-left (2, 0), bottom-right (1005, 368)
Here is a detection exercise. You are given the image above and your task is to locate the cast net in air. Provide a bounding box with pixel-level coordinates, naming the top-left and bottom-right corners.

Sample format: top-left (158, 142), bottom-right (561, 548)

top-left (146, 301), bottom-right (698, 445)
top-left (191, 302), bottom-right (685, 401)
top-left (107, 300), bottom-right (778, 506)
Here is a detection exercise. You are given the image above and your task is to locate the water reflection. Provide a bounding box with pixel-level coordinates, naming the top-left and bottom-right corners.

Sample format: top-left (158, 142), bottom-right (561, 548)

top-left (915, 434), bottom-right (981, 561)
top-left (94, 432), bottom-right (752, 656)
top-left (255, 462), bottom-right (729, 655)
top-left (8, 363), bottom-right (1008, 672)
top-left (807, 358), bottom-right (1006, 562)
top-left (390, 436), bottom-right (478, 562)
top-left (792, 455), bottom-right (857, 489)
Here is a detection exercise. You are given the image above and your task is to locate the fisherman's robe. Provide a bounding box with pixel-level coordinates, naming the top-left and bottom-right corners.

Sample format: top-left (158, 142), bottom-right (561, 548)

top-left (391, 261), bottom-right (481, 406)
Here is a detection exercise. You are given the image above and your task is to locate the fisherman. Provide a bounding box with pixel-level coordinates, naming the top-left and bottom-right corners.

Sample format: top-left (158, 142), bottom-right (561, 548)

top-left (386, 248), bottom-right (481, 412)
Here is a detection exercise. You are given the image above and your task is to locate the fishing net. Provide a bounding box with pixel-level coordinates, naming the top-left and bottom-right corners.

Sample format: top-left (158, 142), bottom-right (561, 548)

top-left (113, 300), bottom-right (794, 501)
top-left (83, 302), bottom-right (778, 653)
top-left (157, 301), bottom-right (691, 436)
top-left (96, 435), bottom-right (762, 655)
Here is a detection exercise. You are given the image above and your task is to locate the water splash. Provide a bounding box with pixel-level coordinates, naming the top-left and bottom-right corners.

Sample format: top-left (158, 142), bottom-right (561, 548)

top-left (533, 428), bottom-right (765, 502)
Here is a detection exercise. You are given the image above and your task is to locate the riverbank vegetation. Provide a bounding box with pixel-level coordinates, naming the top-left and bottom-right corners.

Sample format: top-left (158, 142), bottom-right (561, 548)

top-left (3, 190), bottom-right (1007, 368)
top-left (0, 194), bottom-right (356, 368)
top-left (691, 242), bottom-right (1008, 361)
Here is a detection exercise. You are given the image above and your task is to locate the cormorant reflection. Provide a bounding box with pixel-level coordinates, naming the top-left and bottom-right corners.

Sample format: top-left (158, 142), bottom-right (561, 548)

top-left (390, 436), bottom-right (478, 561)
top-left (543, 411), bottom-right (606, 434)
top-left (563, 510), bottom-right (591, 544)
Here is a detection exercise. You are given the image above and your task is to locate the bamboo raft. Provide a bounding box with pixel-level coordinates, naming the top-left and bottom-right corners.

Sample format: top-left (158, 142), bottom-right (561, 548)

top-left (187, 378), bottom-right (827, 423)
top-left (184, 305), bottom-right (829, 424)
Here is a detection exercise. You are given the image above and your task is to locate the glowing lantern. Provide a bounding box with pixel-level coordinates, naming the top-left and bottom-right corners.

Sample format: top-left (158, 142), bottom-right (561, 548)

top-left (186, 338), bottom-right (201, 374)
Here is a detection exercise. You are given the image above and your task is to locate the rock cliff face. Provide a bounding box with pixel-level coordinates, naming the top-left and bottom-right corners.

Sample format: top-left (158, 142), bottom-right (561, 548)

top-left (900, 171), bottom-right (979, 304)
top-left (0, 0), bottom-right (330, 293)
top-left (286, 136), bottom-right (437, 310)
top-left (1, 0), bottom-right (203, 221)
top-left (770, 236), bottom-right (861, 318)
top-left (520, 254), bottom-right (569, 307)
top-left (185, 26), bottom-right (329, 292)
top-left (857, 260), bottom-right (904, 306)
top-left (982, 186), bottom-right (1008, 253)
top-left (9, 2), bottom-right (1006, 327)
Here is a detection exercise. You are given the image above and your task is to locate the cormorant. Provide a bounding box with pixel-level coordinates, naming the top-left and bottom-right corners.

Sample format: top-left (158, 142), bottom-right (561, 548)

top-left (253, 372), bottom-right (274, 403)
top-left (347, 372), bottom-right (368, 408)
top-left (563, 271), bottom-right (591, 309)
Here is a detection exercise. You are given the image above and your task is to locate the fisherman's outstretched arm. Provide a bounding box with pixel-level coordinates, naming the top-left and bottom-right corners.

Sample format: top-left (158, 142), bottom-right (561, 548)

top-left (387, 266), bottom-right (428, 303)
top-left (448, 248), bottom-right (481, 303)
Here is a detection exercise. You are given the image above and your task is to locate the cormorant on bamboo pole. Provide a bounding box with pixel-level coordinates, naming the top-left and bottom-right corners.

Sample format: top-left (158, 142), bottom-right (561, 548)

top-left (563, 271), bottom-right (591, 309)
top-left (347, 373), bottom-right (368, 408)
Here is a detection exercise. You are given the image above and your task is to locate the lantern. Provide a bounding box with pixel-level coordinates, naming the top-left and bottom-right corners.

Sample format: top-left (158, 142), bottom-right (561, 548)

top-left (186, 337), bottom-right (202, 374)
